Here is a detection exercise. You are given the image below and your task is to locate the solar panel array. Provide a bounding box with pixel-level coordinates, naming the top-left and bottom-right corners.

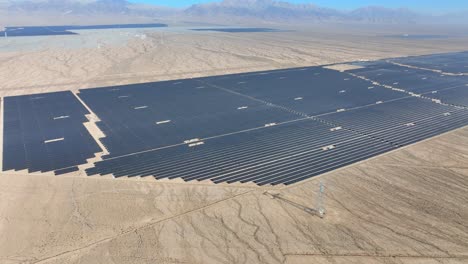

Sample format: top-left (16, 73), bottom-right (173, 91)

top-left (427, 86), bottom-right (468, 108)
top-left (320, 97), bottom-right (468, 147)
top-left (206, 67), bottom-right (404, 116)
top-left (78, 80), bottom-right (298, 158)
top-left (348, 62), bottom-right (466, 94)
top-left (191, 28), bottom-right (280, 33)
top-left (0, 24), bottom-right (168, 37)
top-left (81, 57), bottom-right (468, 185)
top-left (87, 119), bottom-right (396, 185)
top-left (2, 91), bottom-right (101, 174)
top-left (3, 52), bottom-right (468, 185)
top-left (390, 52), bottom-right (468, 74)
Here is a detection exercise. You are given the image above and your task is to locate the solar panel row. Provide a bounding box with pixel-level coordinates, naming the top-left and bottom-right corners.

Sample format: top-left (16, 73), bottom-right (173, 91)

top-left (348, 60), bottom-right (468, 111)
top-left (2, 27), bottom-right (77, 37)
top-left (321, 97), bottom-right (468, 147)
top-left (2, 91), bottom-right (101, 174)
top-left (191, 28), bottom-right (280, 33)
top-left (87, 119), bottom-right (396, 185)
top-left (78, 80), bottom-right (299, 158)
top-left (348, 62), bottom-right (466, 94)
top-left (206, 67), bottom-right (404, 116)
top-left (0, 24), bottom-right (168, 37)
top-left (426, 86), bottom-right (468, 108)
top-left (390, 51), bottom-right (468, 74)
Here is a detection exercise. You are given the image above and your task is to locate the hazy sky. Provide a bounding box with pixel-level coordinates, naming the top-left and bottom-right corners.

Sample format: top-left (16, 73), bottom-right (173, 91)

top-left (131, 0), bottom-right (468, 13)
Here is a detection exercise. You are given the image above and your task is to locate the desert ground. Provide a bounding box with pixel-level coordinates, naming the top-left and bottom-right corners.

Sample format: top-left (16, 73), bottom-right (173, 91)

top-left (1, 24), bottom-right (468, 98)
top-left (1, 23), bottom-right (468, 264)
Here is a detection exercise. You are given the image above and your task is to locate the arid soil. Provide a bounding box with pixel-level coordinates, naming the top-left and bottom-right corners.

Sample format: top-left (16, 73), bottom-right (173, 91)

top-left (1, 24), bottom-right (468, 97)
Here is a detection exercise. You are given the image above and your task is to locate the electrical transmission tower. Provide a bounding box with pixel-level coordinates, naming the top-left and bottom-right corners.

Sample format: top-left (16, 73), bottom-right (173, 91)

top-left (316, 181), bottom-right (326, 218)
top-left (264, 181), bottom-right (326, 219)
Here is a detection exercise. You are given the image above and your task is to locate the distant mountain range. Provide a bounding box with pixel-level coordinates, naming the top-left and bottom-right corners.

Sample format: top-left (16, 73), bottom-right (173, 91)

top-left (185, 0), bottom-right (342, 22)
top-left (1, 0), bottom-right (467, 24)
top-left (3, 0), bottom-right (177, 17)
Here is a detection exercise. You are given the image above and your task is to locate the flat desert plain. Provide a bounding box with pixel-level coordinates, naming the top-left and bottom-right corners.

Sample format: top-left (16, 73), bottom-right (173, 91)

top-left (0, 24), bottom-right (468, 264)
top-left (1, 24), bottom-right (468, 97)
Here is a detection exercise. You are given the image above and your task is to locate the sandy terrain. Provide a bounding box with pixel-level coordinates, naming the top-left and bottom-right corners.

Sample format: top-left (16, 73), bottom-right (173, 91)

top-left (1, 24), bottom-right (468, 97)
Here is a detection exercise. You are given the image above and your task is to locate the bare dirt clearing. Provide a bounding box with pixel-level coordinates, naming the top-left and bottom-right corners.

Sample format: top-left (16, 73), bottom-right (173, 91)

top-left (1, 25), bottom-right (468, 97)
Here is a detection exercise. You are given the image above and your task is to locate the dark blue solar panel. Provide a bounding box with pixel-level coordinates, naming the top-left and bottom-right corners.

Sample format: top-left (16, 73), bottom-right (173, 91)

top-left (55, 166), bottom-right (80, 175)
top-left (320, 97), bottom-right (468, 147)
top-left (2, 91), bottom-right (101, 173)
top-left (1, 27), bottom-right (77, 37)
top-left (348, 62), bottom-right (466, 94)
top-left (86, 119), bottom-right (396, 185)
top-left (426, 85), bottom-right (468, 108)
top-left (0, 24), bottom-right (168, 37)
top-left (206, 67), bottom-right (405, 116)
top-left (78, 79), bottom-right (299, 158)
top-left (390, 52), bottom-right (468, 74)
top-left (191, 28), bottom-right (280, 33)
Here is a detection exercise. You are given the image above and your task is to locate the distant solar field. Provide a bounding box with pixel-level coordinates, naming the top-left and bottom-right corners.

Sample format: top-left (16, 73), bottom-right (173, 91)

top-left (2, 52), bottom-right (468, 185)
top-left (0, 24), bottom-right (168, 37)
top-left (191, 28), bottom-right (281, 33)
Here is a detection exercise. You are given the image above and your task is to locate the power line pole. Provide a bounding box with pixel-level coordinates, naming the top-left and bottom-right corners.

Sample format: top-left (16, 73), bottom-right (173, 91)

top-left (263, 181), bottom-right (326, 219)
top-left (316, 181), bottom-right (326, 218)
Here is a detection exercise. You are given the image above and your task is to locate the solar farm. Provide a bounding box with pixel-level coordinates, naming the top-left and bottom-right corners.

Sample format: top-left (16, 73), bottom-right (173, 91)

top-left (0, 24), bottom-right (168, 37)
top-left (2, 52), bottom-right (468, 186)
